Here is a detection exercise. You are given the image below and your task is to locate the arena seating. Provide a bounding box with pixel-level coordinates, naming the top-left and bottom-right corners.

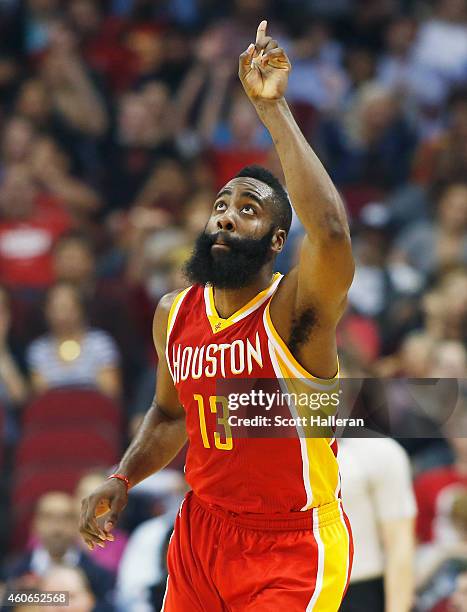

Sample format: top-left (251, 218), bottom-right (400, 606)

top-left (16, 428), bottom-right (119, 468)
top-left (9, 389), bottom-right (123, 551)
top-left (22, 388), bottom-right (123, 435)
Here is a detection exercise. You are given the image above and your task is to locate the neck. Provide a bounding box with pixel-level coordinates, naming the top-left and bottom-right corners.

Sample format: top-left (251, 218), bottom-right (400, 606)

top-left (212, 269), bottom-right (274, 319)
top-left (54, 327), bottom-right (84, 341)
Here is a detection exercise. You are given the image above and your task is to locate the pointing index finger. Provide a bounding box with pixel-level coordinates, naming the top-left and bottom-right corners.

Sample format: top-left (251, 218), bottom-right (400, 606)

top-left (256, 20), bottom-right (268, 46)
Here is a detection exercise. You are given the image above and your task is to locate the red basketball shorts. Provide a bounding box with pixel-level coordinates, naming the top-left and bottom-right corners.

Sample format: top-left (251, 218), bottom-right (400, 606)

top-left (161, 491), bottom-right (353, 611)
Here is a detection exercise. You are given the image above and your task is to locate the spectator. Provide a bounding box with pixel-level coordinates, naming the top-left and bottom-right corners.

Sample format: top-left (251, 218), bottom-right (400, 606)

top-left (376, 332), bottom-right (438, 378)
top-left (175, 40), bottom-right (270, 185)
top-left (415, 418), bottom-right (467, 545)
top-left (338, 0), bottom-right (398, 51)
top-left (337, 309), bottom-right (382, 367)
top-left (67, 0), bottom-right (134, 93)
top-left (146, 526), bottom-right (172, 611)
top-left (52, 232), bottom-right (145, 398)
top-left (15, 78), bottom-right (53, 131)
top-left (412, 87), bottom-right (467, 187)
top-left (377, 16), bottom-right (417, 99)
top-left (126, 225), bottom-right (189, 302)
top-left (16, 20), bottom-right (110, 183)
top-left (27, 282), bottom-right (121, 398)
top-left (430, 341), bottom-right (467, 380)
top-left (315, 82), bottom-right (416, 212)
top-left (0, 165), bottom-right (71, 292)
top-left (342, 46), bottom-right (377, 97)
top-left (132, 156), bottom-right (190, 218)
top-left (208, 89), bottom-right (271, 188)
top-left (104, 88), bottom-right (175, 210)
top-left (40, 565), bottom-right (96, 612)
top-left (435, 269), bottom-right (467, 344)
top-left (412, 0), bottom-right (467, 88)
top-left (419, 270), bottom-right (467, 345)
top-left (39, 20), bottom-right (108, 139)
top-left (416, 491), bottom-right (467, 612)
top-left (280, 21), bottom-right (347, 113)
top-left (23, 0), bottom-right (62, 55)
top-left (116, 516), bottom-right (172, 612)
top-left (348, 202), bottom-right (422, 327)
top-left (0, 116), bottom-right (36, 168)
top-left (393, 183), bottom-right (467, 277)
top-left (28, 136), bottom-right (101, 219)
top-left (3, 492), bottom-right (114, 612)
top-left (339, 438), bottom-right (417, 612)
top-left (377, 15), bottom-right (449, 136)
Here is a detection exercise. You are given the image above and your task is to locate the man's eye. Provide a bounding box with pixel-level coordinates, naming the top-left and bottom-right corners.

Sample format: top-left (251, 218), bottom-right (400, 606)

top-left (215, 201), bottom-right (226, 211)
top-left (242, 205), bottom-right (256, 215)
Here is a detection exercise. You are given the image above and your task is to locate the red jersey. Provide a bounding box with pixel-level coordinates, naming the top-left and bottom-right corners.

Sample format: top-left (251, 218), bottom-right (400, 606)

top-left (166, 273), bottom-right (341, 514)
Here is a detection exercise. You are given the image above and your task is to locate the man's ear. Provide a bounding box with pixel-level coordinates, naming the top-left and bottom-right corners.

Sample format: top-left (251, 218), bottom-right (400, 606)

top-left (271, 228), bottom-right (286, 253)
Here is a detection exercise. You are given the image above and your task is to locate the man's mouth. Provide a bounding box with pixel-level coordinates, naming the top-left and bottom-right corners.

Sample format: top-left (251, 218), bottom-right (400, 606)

top-left (211, 237), bottom-right (232, 251)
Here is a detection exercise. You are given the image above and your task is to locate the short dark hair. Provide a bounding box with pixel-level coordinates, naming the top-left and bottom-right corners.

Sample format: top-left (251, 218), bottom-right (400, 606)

top-left (235, 165), bottom-right (292, 234)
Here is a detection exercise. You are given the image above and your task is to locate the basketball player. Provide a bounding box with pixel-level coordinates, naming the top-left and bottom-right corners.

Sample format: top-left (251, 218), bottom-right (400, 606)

top-left (79, 21), bottom-right (355, 611)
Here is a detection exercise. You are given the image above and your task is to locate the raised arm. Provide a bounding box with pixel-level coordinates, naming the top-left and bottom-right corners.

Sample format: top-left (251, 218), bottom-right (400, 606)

top-left (239, 21), bottom-right (354, 321)
top-left (79, 292), bottom-right (187, 550)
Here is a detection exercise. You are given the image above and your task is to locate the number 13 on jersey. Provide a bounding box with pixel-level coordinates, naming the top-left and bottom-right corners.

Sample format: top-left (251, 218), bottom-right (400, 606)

top-left (194, 394), bottom-right (233, 451)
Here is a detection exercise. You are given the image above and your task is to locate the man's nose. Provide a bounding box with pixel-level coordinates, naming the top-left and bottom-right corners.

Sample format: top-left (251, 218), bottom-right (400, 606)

top-left (216, 213), bottom-right (236, 232)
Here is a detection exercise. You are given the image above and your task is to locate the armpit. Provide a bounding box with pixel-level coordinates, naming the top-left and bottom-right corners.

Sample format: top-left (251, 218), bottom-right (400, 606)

top-left (288, 306), bottom-right (318, 354)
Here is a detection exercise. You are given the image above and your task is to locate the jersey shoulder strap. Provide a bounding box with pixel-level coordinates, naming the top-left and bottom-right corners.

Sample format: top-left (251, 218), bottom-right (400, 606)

top-left (166, 285), bottom-right (194, 346)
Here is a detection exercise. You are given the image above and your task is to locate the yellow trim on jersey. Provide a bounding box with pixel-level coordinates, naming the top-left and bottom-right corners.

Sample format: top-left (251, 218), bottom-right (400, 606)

top-left (166, 287), bottom-right (191, 341)
top-left (263, 302), bottom-right (341, 511)
top-left (306, 503), bottom-right (351, 611)
top-left (205, 272), bottom-right (282, 334)
top-left (165, 287), bottom-right (192, 383)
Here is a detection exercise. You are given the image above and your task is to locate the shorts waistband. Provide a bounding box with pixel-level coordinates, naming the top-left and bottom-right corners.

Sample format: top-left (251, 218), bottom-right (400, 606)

top-left (192, 494), bottom-right (343, 531)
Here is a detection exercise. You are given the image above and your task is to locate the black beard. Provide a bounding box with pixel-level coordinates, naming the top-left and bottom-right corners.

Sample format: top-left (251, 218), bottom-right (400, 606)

top-left (184, 227), bottom-right (276, 289)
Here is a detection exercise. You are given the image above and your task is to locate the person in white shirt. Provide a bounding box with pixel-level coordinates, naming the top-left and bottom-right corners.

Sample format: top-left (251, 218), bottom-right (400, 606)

top-left (339, 437), bottom-right (417, 612)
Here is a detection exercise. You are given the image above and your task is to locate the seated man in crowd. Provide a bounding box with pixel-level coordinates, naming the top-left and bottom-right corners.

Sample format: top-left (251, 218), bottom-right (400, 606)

top-left (2, 492), bottom-right (114, 612)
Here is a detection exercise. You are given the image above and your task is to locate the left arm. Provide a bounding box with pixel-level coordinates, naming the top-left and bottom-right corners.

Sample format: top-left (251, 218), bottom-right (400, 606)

top-left (253, 98), bottom-right (353, 315)
top-left (239, 22), bottom-right (354, 322)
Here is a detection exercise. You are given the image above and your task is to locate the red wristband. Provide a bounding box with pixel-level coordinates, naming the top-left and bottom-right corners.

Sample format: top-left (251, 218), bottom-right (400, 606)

top-left (108, 473), bottom-right (130, 491)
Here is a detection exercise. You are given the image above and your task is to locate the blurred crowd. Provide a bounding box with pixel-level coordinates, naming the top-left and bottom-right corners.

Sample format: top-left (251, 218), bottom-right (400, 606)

top-left (0, 0), bottom-right (466, 610)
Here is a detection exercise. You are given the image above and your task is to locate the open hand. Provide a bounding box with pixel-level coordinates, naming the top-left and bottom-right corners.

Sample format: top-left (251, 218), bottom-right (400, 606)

top-left (238, 20), bottom-right (291, 101)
